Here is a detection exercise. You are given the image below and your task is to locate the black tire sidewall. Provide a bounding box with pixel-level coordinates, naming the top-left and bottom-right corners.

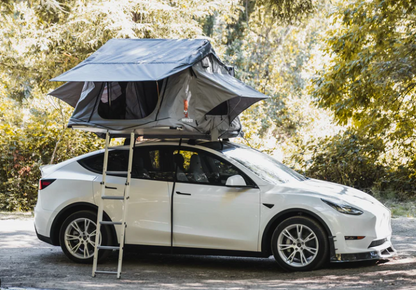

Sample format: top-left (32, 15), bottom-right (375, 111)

top-left (59, 210), bottom-right (112, 264)
top-left (271, 216), bottom-right (328, 271)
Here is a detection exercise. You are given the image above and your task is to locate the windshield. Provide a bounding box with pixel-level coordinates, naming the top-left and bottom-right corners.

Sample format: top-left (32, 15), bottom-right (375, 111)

top-left (223, 146), bottom-right (306, 185)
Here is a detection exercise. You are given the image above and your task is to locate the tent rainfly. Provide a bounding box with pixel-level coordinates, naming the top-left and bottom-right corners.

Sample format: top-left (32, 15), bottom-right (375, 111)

top-left (49, 39), bottom-right (268, 140)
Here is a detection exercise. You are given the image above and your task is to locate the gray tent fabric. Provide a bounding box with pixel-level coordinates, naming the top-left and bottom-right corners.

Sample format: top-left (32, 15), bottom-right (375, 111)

top-left (49, 82), bottom-right (84, 107)
top-left (51, 39), bottom-right (214, 82)
top-left (49, 39), bottom-right (268, 139)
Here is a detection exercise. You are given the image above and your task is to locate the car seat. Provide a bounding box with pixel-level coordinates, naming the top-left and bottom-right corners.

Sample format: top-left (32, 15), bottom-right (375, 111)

top-left (173, 153), bottom-right (188, 182)
top-left (190, 155), bottom-right (209, 183)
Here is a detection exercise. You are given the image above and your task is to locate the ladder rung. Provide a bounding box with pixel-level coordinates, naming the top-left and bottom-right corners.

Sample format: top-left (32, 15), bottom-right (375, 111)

top-left (100, 221), bottom-right (122, 225)
top-left (98, 245), bottom-right (120, 250)
top-left (106, 171), bottom-right (128, 176)
top-left (101, 196), bottom-right (124, 200)
top-left (94, 270), bottom-right (118, 275)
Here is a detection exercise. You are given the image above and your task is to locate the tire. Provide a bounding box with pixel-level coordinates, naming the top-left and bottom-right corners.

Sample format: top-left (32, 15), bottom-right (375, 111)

top-left (271, 216), bottom-right (328, 271)
top-left (59, 210), bottom-right (113, 264)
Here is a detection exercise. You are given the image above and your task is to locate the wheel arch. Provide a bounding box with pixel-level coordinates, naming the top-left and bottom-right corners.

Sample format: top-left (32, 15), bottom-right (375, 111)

top-left (261, 208), bottom-right (334, 257)
top-left (50, 202), bottom-right (116, 246)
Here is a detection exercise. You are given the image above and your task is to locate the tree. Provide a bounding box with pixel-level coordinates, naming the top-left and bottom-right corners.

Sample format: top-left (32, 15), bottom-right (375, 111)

top-left (312, 0), bottom-right (416, 146)
top-left (309, 0), bottom-right (416, 195)
top-left (210, 1), bottom-right (335, 154)
top-left (259, 0), bottom-right (315, 24)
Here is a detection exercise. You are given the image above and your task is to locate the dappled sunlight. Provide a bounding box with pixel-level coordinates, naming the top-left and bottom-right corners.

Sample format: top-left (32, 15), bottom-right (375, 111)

top-left (0, 219), bottom-right (45, 248)
top-left (0, 232), bottom-right (38, 248)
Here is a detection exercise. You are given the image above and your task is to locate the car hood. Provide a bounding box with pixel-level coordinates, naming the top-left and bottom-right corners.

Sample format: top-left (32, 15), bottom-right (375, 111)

top-left (281, 178), bottom-right (386, 210)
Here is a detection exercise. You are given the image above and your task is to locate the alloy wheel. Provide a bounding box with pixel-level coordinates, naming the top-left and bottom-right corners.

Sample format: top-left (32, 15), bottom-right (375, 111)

top-left (276, 224), bottom-right (319, 267)
top-left (64, 217), bottom-right (101, 260)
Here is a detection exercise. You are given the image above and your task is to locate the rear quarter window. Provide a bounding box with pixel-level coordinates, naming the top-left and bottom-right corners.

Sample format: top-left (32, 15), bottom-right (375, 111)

top-left (78, 150), bottom-right (128, 173)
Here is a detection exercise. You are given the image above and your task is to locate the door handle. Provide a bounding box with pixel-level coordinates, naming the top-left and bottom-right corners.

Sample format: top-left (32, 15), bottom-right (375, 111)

top-left (176, 191), bottom-right (191, 196)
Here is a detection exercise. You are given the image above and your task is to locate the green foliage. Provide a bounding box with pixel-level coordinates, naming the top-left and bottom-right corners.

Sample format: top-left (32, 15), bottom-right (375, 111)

top-left (312, 0), bottom-right (416, 146)
top-left (0, 97), bottom-right (104, 211)
top-left (286, 130), bottom-right (386, 190)
top-left (212, 1), bottom-right (336, 159)
top-left (306, 0), bottom-right (416, 199)
top-left (284, 127), bottom-right (416, 198)
top-left (379, 154), bottom-right (416, 199)
top-left (258, 0), bottom-right (315, 25)
top-left (379, 199), bottom-right (416, 217)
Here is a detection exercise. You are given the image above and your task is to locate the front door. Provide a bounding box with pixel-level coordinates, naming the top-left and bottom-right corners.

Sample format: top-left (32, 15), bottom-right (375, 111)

top-left (172, 148), bottom-right (260, 252)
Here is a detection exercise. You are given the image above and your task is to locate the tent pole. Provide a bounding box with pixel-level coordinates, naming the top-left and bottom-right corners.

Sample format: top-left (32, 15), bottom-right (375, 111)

top-left (156, 81), bottom-right (160, 99)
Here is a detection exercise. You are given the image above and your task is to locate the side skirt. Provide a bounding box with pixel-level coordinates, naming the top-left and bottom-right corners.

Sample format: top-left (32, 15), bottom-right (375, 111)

top-left (124, 245), bottom-right (269, 258)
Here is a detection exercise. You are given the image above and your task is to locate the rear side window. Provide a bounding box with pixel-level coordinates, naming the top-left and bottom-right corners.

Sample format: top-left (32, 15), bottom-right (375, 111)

top-left (78, 150), bottom-right (128, 174)
top-left (78, 147), bottom-right (175, 181)
top-left (133, 147), bottom-right (174, 181)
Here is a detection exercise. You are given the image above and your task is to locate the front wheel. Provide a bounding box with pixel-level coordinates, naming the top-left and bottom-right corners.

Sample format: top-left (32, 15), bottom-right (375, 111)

top-left (59, 210), bottom-right (113, 264)
top-left (271, 216), bottom-right (328, 271)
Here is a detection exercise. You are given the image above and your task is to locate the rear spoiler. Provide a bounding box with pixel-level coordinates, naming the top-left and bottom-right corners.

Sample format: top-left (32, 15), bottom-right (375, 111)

top-left (40, 165), bottom-right (56, 178)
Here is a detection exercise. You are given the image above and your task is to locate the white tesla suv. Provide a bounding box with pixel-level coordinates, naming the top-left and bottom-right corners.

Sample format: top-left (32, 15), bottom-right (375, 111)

top-left (34, 139), bottom-right (396, 271)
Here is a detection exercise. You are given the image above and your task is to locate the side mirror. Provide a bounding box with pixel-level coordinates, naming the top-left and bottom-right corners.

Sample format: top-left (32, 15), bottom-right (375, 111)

top-left (226, 175), bottom-right (247, 187)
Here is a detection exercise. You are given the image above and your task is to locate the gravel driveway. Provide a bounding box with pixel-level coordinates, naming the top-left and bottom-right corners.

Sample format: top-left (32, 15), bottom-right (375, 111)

top-left (0, 213), bottom-right (415, 290)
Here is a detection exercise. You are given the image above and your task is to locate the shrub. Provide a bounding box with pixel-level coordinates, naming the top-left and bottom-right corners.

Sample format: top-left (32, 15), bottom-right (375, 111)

top-left (0, 97), bottom-right (103, 211)
top-left (285, 130), bottom-right (386, 191)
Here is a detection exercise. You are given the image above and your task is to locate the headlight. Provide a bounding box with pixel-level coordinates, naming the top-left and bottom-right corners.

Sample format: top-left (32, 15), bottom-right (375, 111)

top-left (321, 199), bottom-right (363, 215)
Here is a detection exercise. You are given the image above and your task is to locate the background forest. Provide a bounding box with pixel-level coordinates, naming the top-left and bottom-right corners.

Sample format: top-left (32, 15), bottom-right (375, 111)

top-left (1, 0), bottom-right (415, 211)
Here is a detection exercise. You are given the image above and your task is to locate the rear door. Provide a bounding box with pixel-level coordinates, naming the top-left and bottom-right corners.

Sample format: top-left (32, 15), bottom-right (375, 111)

top-left (89, 147), bottom-right (174, 246)
top-left (126, 146), bottom-right (174, 246)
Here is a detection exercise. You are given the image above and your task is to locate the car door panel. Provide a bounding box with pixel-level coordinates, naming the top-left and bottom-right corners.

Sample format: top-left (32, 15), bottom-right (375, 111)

top-left (171, 148), bottom-right (261, 252)
top-left (126, 179), bottom-right (171, 245)
top-left (173, 183), bottom-right (260, 251)
top-left (92, 146), bottom-right (175, 247)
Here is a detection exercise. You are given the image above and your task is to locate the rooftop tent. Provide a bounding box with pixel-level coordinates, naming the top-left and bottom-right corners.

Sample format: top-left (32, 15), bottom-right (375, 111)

top-left (49, 39), bottom-right (268, 139)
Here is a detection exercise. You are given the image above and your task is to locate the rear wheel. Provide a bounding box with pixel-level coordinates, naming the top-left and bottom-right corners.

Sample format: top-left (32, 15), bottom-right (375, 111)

top-left (59, 210), bottom-right (113, 264)
top-left (271, 216), bottom-right (328, 271)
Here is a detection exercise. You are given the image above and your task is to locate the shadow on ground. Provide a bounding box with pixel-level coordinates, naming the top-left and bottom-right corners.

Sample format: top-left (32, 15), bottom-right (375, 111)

top-left (1, 217), bottom-right (415, 289)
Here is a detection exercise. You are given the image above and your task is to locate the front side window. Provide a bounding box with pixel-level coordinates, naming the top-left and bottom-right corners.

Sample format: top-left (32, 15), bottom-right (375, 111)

top-left (172, 148), bottom-right (253, 186)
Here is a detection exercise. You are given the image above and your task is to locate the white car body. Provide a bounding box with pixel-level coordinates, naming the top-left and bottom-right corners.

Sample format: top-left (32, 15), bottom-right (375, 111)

top-left (34, 140), bottom-right (396, 270)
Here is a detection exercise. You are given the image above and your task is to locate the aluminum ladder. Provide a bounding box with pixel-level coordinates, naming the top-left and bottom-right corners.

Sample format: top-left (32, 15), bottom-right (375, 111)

top-left (92, 131), bottom-right (135, 279)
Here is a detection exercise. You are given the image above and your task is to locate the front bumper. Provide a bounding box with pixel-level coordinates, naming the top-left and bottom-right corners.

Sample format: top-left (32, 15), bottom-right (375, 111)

top-left (331, 242), bottom-right (397, 262)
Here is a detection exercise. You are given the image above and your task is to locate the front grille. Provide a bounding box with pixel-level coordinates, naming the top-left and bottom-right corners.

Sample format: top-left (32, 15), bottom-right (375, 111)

top-left (368, 238), bottom-right (387, 248)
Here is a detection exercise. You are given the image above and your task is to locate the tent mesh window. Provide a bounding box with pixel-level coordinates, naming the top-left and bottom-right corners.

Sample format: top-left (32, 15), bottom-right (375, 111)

top-left (98, 81), bottom-right (162, 119)
top-left (206, 101), bottom-right (229, 116)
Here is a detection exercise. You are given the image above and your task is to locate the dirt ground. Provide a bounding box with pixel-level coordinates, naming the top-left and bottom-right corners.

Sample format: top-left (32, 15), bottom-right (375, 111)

top-left (0, 213), bottom-right (415, 290)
